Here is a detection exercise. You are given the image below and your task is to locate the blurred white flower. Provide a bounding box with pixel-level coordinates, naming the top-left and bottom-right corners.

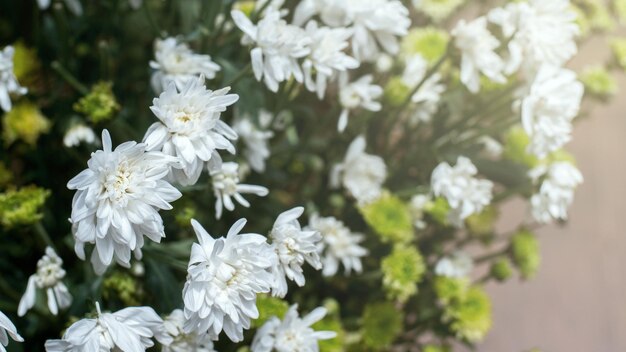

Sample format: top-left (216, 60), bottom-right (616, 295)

top-left (435, 252), bottom-right (474, 278)
top-left (18, 247), bottom-right (72, 317)
top-left (302, 21), bottom-right (359, 99)
top-left (233, 112), bottom-right (274, 173)
top-left (128, 0), bottom-right (142, 9)
top-left (210, 162), bottom-right (269, 219)
top-left (431, 156), bottom-right (493, 227)
top-left (529, 162), bottom-right (583, 223)
top-left (520, 65), bottom-right (584, 158)
top-left (0, 46), bottom-right (27, 113)
top-left (306, 214), bottom-right (367, 277)
top-left (478, 136), bottom-right (503, 158)
top-left (67, 130), bottom-right (182, 275)
top-left (231, 9), bottom-right (311, 92)
top-left (162, 309), bottom-right (215, 352)
top-left (452, 17), bottom-right (506, 93)
top-left (338, 74), bottom-right (383, 132)
top-left (37, 0), bottom-right (83, 16)
top-left (269, 207), bottom-right (323, 298)
top-left (375, 53), bottom-right (394, 73)
top-left (183, 219), bottom-right (276, 342)
top-left (251, 304), bottom-right (336, 352)
top-left (0, 310), bottom-right (23, 351)
top-left (402, 54), bottom-right (445, 123)
top-left (144, 77), bottom-right (239, 186)
top-left (331, 135), bottom-right (386, 205)
top-left (45, 303), bottom-right (171, 351)
top-left (150, 37), bottom-right (221, 93)
top-left (63, 124), bottom-right (97, 148)
top-left (410, 194), bottom-right (430, 229)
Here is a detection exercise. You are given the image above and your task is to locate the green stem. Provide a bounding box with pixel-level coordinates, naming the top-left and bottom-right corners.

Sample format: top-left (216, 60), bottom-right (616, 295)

top-left (51, 61), bottom-right (89, 95)
top-left (34, 221), bottom-right (54, 249)
top-left (143, 1), bottom-right (162, 38)
top-left (225, 63), bottom-right (252, 87)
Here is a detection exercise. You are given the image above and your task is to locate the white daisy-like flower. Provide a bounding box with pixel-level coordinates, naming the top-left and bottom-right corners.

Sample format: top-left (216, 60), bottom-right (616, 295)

top-left (143, 77), bottom-right (239, 186)
top-left (0, 46), bottom-right (27, 113)
top-left (233, 112), bottom-right (274, 173)
top-left (162, 309), bottom-right (215, 352)
top-left (402, 54), bottom-right (445, 124)
top-left (210, 162), bottom-right (269, 219)
top-left (251, 304), bottom-right (336, 352)
top-left (150, 37), bottom-right (221, 93)
top-left (183, 219), bottom-right (277, 342)
top-left (337, 74), bottom-right (383, 132)
top-left (306, 214), bottom-right (367, 277)
top-left (67, 130), bottom-right (182, 275)
top-left (231, 9), bottom-right (311, 92)
top-left (0, 310), bottom-right (23, 352)
top-left (331, 135), bottom-right (386, 205)
top-left (45, 302), bottom-right (172, 351)
top-left (452, 17), bottom-right (506, 93)
top-left (269, 207), bottom-right (323, 298)
top-left (302, 21), bottom-right (359, 99)
top-left (18, 247), bottom-right (72, 317)
top-left (435, 252), bottom-right (474, 278)
top-left (431, 156), bottom-right (494, 227)
top-left (529, 162), bottom-right (583, 224)
top-left (520, 65), bottom-right (584, 158)
top-left (63, 124), bottom-right (98, 148)
top-left (37, 0), bottom-right (83, 16)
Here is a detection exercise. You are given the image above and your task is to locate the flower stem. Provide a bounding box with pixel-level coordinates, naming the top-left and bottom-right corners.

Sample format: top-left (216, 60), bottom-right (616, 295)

top-left (51, 61), bottom-right (89, 95)
top-left (33, 221), bottom-right (54, 249)
top-left (225, 63), bottom-right (252, 87)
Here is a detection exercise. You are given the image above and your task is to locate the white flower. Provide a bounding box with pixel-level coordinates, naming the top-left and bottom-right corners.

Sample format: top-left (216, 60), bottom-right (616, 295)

top-left (67, 130), bottom-right (182, 275)
top-left (128, 0), bottom-right (142, 9)
top-left (18, 247), bottom-right (72, 317)
top-left (269, 207), bottom-right (323, 298)
top-left (0, 46), bottom-right (27, 113)
top-left (435, 252), bottom-right (474, 278)
top-left (306, 214), bottom-right (367, 277)
top-left (63, 124), bottom-right (98, 148)
top-left (211, 162), bottom-right (269, 219)
top-left (231, 9), bottom-right (311, 92)
top-left (45, 302), bottom-right (171, 351)
top-left (162, 309), bottom-right (215, 352)
top-left (529, 162), bottom-right (583, 223)
top-left (431, 156), bottom-right (493, 227)
top-left (402, 54), bottom-right (445, 123)
top-left (150, 37), bottom-right (221, 93)
top-left (302, 21), bottom-right (359, 99)
top-left (251, 304), bottom-right (336, 352)
top-left (0, 310), bottom-right (23, 352)
top-left (452, 17), bottom-right (506, 93)
top-left (478, 136), bottom-right (503, 158)
top-left (488, 0), bottom-right (579, 74)
top-left (331, 136), bottom-right (386, 205)
top-left (520, 65), bottom-right (584, 158)
top-left (410, 194), bottom-right (430, 229)
top-left (183, 219), bottom-right (277, 342)
top-left (375, 54), bottom-right (394, 73)
top-left (233, 112), bottom-right (274, 173)
top-left (143, 77), bottom-right (239, 186)
top-left (337, 74), bottom-right (382, 132)
top-left (37, 0), bottom-right (83, 16)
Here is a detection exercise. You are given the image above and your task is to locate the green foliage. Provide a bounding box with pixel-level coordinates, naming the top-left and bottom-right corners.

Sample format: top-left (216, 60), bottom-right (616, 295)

top-left (490, 257), bottom-right (514, 282)
top-left (360, 192), bottom-right (414, 244)
top-left (360, 302), bottom-right (404, 350)
top-left (0, 186), bottom-right (50, 228)
top-left (511, 230), bottom-right (541, 279)
top-left (73, 82), bottom-right (120, 123)
top-left (253, 294), bottom-right (289, 328)
top-left (381, 245), bottom-right (425, 303)
top-left (313, 299), bottom-right (346, 352)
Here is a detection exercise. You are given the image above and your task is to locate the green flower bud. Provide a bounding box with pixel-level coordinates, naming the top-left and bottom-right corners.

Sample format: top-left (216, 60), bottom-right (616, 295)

top-left (418, 0), bottom-right (465, 22)
top-left (381, 245), bottom-right (425, 303)
top-left (503, 126), bottom-right (539, 168)
top-left (102, 271), bottom-right (143, 306)
top-left (400, 27), bottom-right (450, 63)
top-left (12, 41), bottom-right (41, 86)
top-left (0, 186), bottom-right (50, 228)
top-left (424, 197), bottom-right (451, 226)
top-left (423, 345), bottom-right (451, 352)
top-left (313, 301), bottom-right (345, 352)
top-left (445, 286), bottom-right (492, 343)
top-left (572, 6), bottom-right (591, 37)
top-left (2, 101), bottom-right (51, 146)
top-left (577, 0), bottom-right (615, 32)
top-left (74, 82), bottom-right (120, 123)
top-left (175, 206), bottom-right (197, 228)
top-left (546, 149), bottom-right (577, 165)
top-left (579, 65), bottom-right (618, 100)
top-left (360, 302), bottom-right (404, 349)
top-left (610, 38), bottom-right (626, 70)
top-left (490, 258), bottom-right (513, 282)
top-left (359, 192), bottom-right (414, 244)
top-left (511, 230), bottom-right (541, 280)
top-left (466, 206), bottom-right (498, 237)
top-left (253, 294), bottom-right (289, 328)
top-left (384, 77), bottom-right (411, 107)
top-left (234, 1), bottom-right (256, 17)
top-left (434, 276), bottom-right (470, 305)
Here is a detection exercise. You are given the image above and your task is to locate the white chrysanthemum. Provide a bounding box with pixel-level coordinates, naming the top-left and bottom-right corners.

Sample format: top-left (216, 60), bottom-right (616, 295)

top-left (162, 309), bottom-right (215, 352)
top-left (452, 17), bottom-right (506, 93)
top-left (306, 214), bottom-right (367, 277)
top-left (402, 54), bottom-right (445, 123)
top-left (520, 65), bottom-right (584, 158)
top-left (210, 162), bottom-right (269, 219)
top-left (18, 247), bottom-right (72, 317)
top-left (302, 21), bottom-right (359, 99)
top-left (431, 156), bottom-right (493, 227)
top-left (0, 46), bottom-right (27, 113)
top-left (63, 124), bottom-right (98, 148)
top-left (231, 9), bottom-right (311, 92)
top-left (269, 207), bottom-right (323, 298)
top-left (45, 303), bottom-right (171, 351)
top-left (183, 219), bottom-right (277, 342)
top-left (233, 112), bottom-right (274, 173)
top-left (143, 77), bottom-right (239, 186)
top-left (416, 0), bottom-right (465, 22)
top-left (150, 37), bottom-right (221, 93)
top-left (331, 135), bottom-right (386, 205)
top-left (251, 304), bottom-right (336, 352)
top-left (435, 252), bottom-right (474, 278)
top-left (488, 0), bottom-right (579, 74)
top-left (67, 130), bottom-right (182, 275)
top-left (337, 74), bottom-right (383, 132)
top-left (37, 0), bottom-right (83, 15)
top-left (529, 162), bottom-right (583, 224)
top-left (0, 310), bottom-right (23, 352)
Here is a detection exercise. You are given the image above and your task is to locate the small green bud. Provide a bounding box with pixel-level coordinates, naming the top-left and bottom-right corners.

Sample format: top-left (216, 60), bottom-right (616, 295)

top-left (359, 192), bottom-right (414, 244)
top-left (253, 294), bottom-right (289, 328)
top-left (434, 276), bottom-right (470, 305)
top-left (511, 230), bottom-right (541, 280)
top-left (400, 27), bottom-right (450, 63)
top-left (424, 197), bottom-right (451, 226)
top-left (2, 101), bottom-right (51, 146)
top-left (490, 258), bottom-right (513, 282)
top-left (12, 41), bottom-right (41, 86)
top-left (360, 302), bottom-right (404, 349)
top-left (0, 186), bottom-right (50, 228)
top-left (503, 126), bottom-right (539, 168)
top-left (610, 38), bottom-right (626, 70)
top-left (466, 206), bottom-right (498, 237)
top-left (384, 77), bottom-right (411, 107)
top-left (102, 272), bottom-right (143, 306)
top-left (423, 345), bottom-right (451, 352)
top-left (418, 0), bottom-right (465, 22)
top-left (313, 303), bottom-right (345, 352)
top-left (175, 206), bottom-right (197, 228)
top-left (445, 286), bottom-right (492, 343)
top-left (579, 65), bottom-right (618, 100)
top-left (74, 82), bottom-right (120, 123)
top-left (381, 245), bottom-right (425, 303)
